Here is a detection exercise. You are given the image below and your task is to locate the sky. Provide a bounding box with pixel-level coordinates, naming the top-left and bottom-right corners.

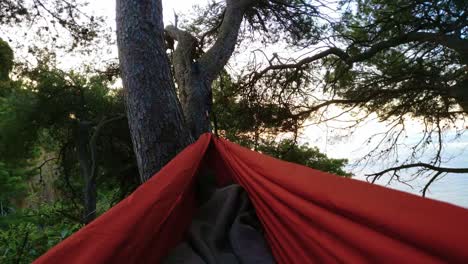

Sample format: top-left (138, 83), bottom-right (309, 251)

top-left (303, 114), bottom-right (468, 207)
top-left (2, 0), bottom-right (467, 208)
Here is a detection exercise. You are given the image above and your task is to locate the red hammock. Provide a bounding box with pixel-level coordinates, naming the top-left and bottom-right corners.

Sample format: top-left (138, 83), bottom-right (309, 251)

top-left (34, 133), bottom-right (468, 263)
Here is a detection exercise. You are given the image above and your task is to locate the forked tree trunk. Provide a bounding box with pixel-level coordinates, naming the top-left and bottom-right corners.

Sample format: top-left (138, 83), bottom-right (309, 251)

top-left (116, 0), bottom-right (253, 181)
top-left (165, 0), bottom-right (251, 139)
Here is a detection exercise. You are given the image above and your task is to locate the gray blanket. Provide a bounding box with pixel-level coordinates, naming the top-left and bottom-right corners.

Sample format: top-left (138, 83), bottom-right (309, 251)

top-left (163, 184), bottom-right (275, 264)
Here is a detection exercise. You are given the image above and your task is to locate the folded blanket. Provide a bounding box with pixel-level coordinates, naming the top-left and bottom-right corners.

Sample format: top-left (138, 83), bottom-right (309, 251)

top-left (163, 184), bottom-right (275, 264)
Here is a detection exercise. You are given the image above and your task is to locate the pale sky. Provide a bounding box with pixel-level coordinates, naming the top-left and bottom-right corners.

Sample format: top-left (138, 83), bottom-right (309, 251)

top-left (1, 0), bottom-right (467, 207)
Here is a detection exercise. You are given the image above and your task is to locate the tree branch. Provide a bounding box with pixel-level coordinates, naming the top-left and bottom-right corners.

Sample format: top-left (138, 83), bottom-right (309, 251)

top-left (199, 9), bottom-right (225, 50)
top-left (250, 47), bottom-right (349, 83)
top-left (350, 32), bottom-right (468, 64)
top-left (367, 163), bottom-right (468, 184)
top-left (422, 171), bottom-right (443, 198)
top-left (292, 98), bottom-right (366, 118)
top-left (249, 31), bottom-right (468, 83)
top-left (35, 157), bottom-right (58, 184)
top-left (198, 0), bottom-right (256, 83)
top-left (406, 32), bottom-right (468, 61)
top-left (165, 25), bottom-right (199, 77)
top-left (165, 25), bottom-right (197, 44)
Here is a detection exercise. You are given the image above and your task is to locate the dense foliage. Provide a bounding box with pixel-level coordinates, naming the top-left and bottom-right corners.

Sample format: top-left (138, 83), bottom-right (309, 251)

top-left (0, 36), bottom-right (351, 261)
top-left (0, 203), bottom-right (82, 264)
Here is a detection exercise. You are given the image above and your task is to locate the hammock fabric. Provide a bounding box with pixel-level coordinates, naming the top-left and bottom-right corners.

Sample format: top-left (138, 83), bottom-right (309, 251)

top-left (34, 133), bottom-right (468, 263)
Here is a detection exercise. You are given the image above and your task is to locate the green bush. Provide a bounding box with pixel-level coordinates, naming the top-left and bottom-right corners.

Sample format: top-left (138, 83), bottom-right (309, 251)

top-left (0, 203), bottom-right (82, 263)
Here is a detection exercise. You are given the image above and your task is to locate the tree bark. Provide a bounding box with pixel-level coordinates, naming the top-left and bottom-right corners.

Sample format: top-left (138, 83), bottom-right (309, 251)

top-left (116, 0), bottom-right (254, 181)
top-left (165, 26), bottom-right (212, 138)
top-left (116, 0), bottom-right (193, 182)
top-left (165, 0), bottom-right (254, 139)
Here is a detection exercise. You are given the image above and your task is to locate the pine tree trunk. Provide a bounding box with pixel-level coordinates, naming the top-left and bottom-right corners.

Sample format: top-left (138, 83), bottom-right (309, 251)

top-left (116, 0), bottom-right (192, 182)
